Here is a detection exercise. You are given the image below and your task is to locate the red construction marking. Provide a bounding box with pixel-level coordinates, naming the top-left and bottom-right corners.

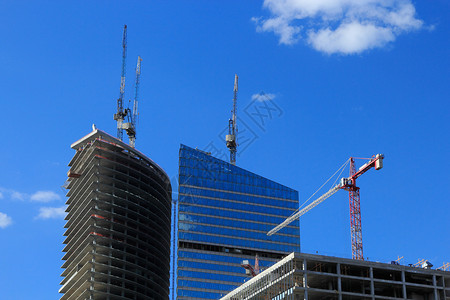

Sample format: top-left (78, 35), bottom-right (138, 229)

top-left (97, 138), bottom-right (123, 149)
top-left (95, 145), bottom-right (109, 151)
top-left (94, 154), bottom-right (109, 160)
top-left (90, 232), bottom-right (108, 238)
top-left (91, 214), bottom-right (107, 220)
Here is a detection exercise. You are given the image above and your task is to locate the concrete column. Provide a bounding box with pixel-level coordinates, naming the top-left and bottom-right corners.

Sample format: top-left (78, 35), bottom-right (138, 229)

top-left (443, 275), bottom-right (447, 299)
top-left (337, 263), bottom-right (342, 300)
top-left (401, 270), bottom-right (407, 299)
top-left (369, 267), bottom-right (375, 300)
top-left (433, 275), bottom-right (438, 300)
top-left (303, 259), bottom-right (308, 300)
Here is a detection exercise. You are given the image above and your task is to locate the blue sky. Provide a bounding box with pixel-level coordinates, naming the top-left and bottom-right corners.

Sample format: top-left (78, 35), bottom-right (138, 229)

top-left (0, 1), bottom-right (449, 299)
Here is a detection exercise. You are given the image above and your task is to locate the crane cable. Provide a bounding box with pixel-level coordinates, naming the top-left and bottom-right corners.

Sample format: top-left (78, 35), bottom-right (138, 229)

top-left (287, 158), bottom-right (351, 219)
top-left (331, 159), bottom-right (350, 187)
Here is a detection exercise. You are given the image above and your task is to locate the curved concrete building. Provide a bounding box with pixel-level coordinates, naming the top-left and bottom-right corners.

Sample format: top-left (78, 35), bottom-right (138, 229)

top-left (60, 129), bottom-right (172, 300)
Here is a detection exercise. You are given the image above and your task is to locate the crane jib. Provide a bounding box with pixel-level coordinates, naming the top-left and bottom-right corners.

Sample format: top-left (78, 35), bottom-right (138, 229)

top-left (267, 184), bottom-right (341, 236)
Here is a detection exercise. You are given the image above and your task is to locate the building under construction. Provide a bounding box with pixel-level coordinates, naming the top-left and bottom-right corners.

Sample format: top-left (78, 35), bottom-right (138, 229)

top-left (60, 129), bottom-right (172, 300)
top-left (220, 252), bottom-right (450, 300)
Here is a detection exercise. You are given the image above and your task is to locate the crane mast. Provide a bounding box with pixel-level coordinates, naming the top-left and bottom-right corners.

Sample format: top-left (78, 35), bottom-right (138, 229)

top-left (226, 74), bottom-right (238, 165)
top-left (342, 154), bottom-right (383, 260)
top-left (114, 25), bottom-right (128, 141)
top-left (348, 158), bottom-right (363, 260)
top-left (267, 154), bottom-right (384, 260)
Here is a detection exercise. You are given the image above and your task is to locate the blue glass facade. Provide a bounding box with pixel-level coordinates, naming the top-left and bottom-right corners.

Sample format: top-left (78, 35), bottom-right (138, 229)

top-left (177, 144), bottom-right (300, 300)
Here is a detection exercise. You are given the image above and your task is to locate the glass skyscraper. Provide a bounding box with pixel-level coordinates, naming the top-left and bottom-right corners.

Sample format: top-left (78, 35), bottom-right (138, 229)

top-left (176, 144), bottom-right (300, 300)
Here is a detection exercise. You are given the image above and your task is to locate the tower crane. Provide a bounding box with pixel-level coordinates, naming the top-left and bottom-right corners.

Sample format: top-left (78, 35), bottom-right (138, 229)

top-left (123, 56), bottom-right (142, 148)
top-left (113, 25), bottom-right (128, 141)
top-left (268, 154), bottom-right (384, 260)
top-left (112, 25), bottom-right (142, 148)
top-left (226, 74), bottom-right (238, 165)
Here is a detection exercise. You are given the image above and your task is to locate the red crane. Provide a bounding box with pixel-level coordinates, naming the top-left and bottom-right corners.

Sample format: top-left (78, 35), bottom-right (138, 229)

top-left (343, 155), bottom-right (384, 260)
top-left (241, 255), bottom-right (260, 277)
top-left (268, 154), bottom-right (384, 260)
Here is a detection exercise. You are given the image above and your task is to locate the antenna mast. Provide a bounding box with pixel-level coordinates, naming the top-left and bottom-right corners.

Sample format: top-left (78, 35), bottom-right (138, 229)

top-left (226, 74), bottom-right (238, 165)
top-left (114, 25), bottom-right (128, 141)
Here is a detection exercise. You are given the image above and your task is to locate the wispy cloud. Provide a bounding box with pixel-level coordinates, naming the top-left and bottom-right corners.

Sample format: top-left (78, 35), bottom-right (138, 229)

top-left (36, 206), bottom-right (66, 219)
top-left (253, 0), bottom-right (424, 54)
top-left (0, 187), bottom-right (61, 202)
top-left (30, 191), bottom-right (61, 203)
top-left (11, 191), bottom-right (27, 201)
top-left (252, 93), bottom-right (276, 102)
top-left (0, 212), bottom-right (12, 228)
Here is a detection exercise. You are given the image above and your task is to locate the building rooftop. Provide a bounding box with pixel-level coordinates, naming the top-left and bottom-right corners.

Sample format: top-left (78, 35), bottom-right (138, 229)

top-left (71, 128), bottom-right (170, 183)
top-left (220, 252), bottom-right (450, 300)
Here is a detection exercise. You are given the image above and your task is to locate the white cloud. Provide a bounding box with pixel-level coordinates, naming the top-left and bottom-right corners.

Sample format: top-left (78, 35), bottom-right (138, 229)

top-left (36, 206), bottom-right (66, 219)
top-left (0, 212), bottom-right (12, 228)
top-left (11, 191), bottom-right (27, 201)
top-left (253, 16), bottom-right (301, 45)
top-left (308, 21), bottom-right (395, 54)
top-left (0, 187), bottom-right (62, 202)
top-left (252, 93), bottom-right (277, 102)
top-left (30, 191), bottom-right (61, 203)
top-left (254, 0), bottom-right (424, 54)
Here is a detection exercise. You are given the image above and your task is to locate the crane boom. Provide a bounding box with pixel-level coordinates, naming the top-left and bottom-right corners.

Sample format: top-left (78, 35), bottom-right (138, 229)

top-left (114, 25), bottom-right (128, 141)
top-left (226, 74), bottom-right (238, 165)
top-left (119, 25), bottom-right (127, 107)
top-left (125, 56), bottom-right (142, 148)
top-left (267, 182), bottom-right (342, 236)
top-left (132, 56), bottom-right (142, 129)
